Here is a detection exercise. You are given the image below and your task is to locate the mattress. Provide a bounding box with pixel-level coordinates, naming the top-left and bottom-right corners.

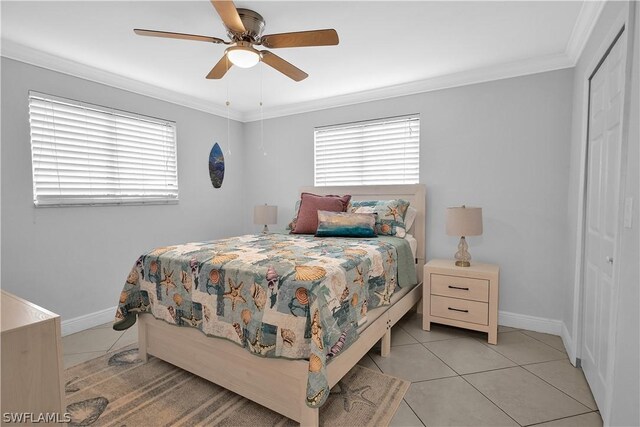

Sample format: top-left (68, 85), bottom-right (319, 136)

top-left (405, 233), bottom-right (418, 259)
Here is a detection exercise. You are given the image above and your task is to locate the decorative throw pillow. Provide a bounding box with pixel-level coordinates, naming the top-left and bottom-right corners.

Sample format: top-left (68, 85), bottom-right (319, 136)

top-left (291, 193), bottom-right (352, 234)
top-left (349, 199), bottom-right (411, 237)
top-left (404, 206), bottom-right (418, 233)
top-left (286, 200), bottom-right (302, 230)
top-left (316, 211), bottom-right (377, 238)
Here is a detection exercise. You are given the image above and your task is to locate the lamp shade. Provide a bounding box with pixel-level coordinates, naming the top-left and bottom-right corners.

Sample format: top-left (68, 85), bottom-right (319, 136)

top-left (254, 205), bottom-right (278, 225)
top-left (446, 206), bottom-right (483, 237)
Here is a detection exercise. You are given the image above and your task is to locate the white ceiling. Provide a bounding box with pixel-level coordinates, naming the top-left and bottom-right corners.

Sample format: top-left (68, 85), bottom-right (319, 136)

top-left (1, 1), bottom-right (598, 121)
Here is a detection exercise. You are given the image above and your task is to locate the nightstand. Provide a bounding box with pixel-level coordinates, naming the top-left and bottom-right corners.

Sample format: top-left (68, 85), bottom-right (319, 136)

top-left (423, 259), bottom-right (499, 344)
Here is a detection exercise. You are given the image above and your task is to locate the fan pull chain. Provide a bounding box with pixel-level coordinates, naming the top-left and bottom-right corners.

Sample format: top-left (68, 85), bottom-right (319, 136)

top-left (226, 100), bottom-right (231, 156)
top-left (226, 63), bottom-right (232, 156)
top-left (259, 62), bottom-right (266, 156)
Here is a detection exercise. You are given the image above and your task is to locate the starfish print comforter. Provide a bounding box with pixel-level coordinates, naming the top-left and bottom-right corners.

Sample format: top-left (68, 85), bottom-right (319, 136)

top-left (114, 233), bottom-right (411, 408)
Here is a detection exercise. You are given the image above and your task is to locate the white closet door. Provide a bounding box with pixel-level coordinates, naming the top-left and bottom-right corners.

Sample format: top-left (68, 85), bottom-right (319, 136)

top-left (582, 29), bottom-right (627, 410)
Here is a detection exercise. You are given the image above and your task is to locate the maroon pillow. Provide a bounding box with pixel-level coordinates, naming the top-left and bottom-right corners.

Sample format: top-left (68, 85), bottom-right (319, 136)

top-left (291, 193), bottom-right (351, 234)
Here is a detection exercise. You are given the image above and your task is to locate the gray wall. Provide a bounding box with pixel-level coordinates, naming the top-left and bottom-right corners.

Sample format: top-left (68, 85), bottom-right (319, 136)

top-left (1, 57), bottom-right (245, 321)
top-left (242, 69), bottom-right (574, 322)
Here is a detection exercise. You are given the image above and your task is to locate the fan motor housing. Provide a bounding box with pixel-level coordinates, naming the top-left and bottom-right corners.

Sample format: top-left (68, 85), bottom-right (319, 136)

top-left (227, 8), bottom-right (265, 42)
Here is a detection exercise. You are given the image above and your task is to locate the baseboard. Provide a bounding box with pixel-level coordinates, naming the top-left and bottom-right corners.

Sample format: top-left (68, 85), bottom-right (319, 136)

top-left (561, 322), bottom-right (577, 365)
top-left (61, 305), bottom-right (117, 336)
top-left (498, 310), bottom-right (563, 335)
top-left (498, 313), bottom-right (577, 365)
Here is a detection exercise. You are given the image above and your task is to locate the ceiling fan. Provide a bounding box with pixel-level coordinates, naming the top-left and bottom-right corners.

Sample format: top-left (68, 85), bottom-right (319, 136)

top-left (134, 1), bottom-right (339, 82)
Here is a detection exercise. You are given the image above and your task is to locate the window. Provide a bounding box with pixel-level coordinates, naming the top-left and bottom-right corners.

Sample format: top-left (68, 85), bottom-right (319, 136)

top-left (28, 92), bottom-right (178, 206)
top-left (314, 114), bottom-right (420, 186)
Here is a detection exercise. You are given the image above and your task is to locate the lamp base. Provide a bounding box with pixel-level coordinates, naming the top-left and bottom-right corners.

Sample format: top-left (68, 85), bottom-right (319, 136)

top-left (454, 236), bottom-right (472, 267)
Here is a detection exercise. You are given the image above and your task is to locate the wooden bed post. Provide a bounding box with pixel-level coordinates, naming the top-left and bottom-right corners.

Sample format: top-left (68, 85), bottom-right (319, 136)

top-left (138, 316), bottom-right (148, 363)
top-left (381, 329), bottom-right (391, 357)
top-left (299, 406), bottom-right (319, 427)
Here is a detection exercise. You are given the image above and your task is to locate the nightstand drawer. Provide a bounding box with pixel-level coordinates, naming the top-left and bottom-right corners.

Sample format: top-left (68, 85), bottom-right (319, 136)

top-left (431, 274), bottom-right (489, 302)
top-left (430, 295), bottom-right (488, 325)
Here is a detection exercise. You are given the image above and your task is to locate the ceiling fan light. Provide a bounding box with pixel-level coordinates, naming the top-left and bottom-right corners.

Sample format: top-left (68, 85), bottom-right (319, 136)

top-left (226, 43), bottom-right (261, 68)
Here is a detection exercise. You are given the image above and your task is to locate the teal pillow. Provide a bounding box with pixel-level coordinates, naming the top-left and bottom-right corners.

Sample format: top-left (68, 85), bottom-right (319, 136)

top-left (315, 211), bottom-right (377, 238)
top-left (349, 199), bottom-right (410, 237)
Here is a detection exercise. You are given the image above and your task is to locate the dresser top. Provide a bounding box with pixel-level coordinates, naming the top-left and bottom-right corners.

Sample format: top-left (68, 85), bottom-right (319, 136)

top-left (425, 259), bottom-right (499, 275)
top-left (1, 290), bottom-right (59, 333)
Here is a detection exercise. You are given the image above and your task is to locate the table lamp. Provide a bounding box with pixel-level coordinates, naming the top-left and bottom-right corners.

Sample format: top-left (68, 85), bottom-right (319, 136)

top-left (254, 204), bottom-right (277, 234)
top-left (446, 206), bottom-right (483, 267)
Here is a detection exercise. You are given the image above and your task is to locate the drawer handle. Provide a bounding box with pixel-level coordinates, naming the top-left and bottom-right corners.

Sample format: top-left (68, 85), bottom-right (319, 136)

top-left (448, 307), bottom-right (469, 313)
top-left (448, 285), bottom-right (469, 291)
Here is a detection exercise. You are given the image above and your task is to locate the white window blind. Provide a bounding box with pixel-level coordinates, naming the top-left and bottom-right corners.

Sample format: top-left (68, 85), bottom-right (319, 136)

top-left (28, 92), bottom-right (178, 207)
top-left (314, 114), bottom-right (420, 186)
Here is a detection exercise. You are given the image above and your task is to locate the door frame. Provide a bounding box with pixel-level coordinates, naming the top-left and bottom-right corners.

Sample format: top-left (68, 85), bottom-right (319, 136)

top-left (570, 4), bottom-right (635, 423)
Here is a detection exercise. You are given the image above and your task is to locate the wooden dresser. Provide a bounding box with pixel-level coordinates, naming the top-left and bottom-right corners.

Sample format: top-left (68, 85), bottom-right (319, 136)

top-left (423, 260), bottom-right (500, 344)
top-left (1, 291), bottom-right (65, 418)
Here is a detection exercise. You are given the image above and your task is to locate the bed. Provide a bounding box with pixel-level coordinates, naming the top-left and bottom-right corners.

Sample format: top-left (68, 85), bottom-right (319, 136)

top-left (114, 184), bottom-right (425, 426)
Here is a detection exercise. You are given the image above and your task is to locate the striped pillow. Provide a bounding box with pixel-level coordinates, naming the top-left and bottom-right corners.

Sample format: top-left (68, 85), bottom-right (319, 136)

top-left (315, 211), bottom-right (377, 238)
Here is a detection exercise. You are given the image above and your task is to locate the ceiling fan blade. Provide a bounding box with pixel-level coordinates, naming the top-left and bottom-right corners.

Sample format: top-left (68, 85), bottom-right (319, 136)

top-left (134, 29), bottom-right (225, 44)
top-left (261, 29), bottom-right (339, 49)
top-left (206, 55), bottom-right (233, 79)
top-left (260, 51), bottom-right (308, 82)
top-left (210, 1), bottom-right (246, 34)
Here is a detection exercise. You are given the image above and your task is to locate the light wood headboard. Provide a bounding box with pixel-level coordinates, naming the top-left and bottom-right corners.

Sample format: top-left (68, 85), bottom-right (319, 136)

top-left (299, 184), bottom-right (426, 282)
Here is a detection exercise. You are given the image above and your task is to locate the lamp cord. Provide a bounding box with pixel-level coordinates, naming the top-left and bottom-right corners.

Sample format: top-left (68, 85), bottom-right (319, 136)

top-left (260, 63), bottom-right (266, 156)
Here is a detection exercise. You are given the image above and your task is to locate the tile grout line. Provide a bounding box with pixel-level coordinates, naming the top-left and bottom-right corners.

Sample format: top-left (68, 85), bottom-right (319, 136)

top-left (400, 398), bottom-right (426, 427)
top-left (368, 352), bottom-right (385, 374)
top-left (519, 330), bottom-right (568, 354)
top-left (418, 338), bottom-right (522, 376)
top-left (461, 365), bottom-right (593, 425)
top-left (485, 330), bottom-right (567, 357)
top-left (496, 332), bottom-right (595, 412)
top-left (469, 333), bottom-right (568, 367)
top-left (413, 341), bottom-right (523, 426)
top-left (523, 410), bottom-right (600, 427)
top-left (458, 373), bottom-right (523, 426)
top-left (418, 341), bottom-right (464, 375)
top-left (519, 364), bottom-right (597, 412)
top-left (396, 324), bottom-right (561, 379)
top-left (402, 343), bottom-right (465, 426)
top-left (398, 323), bottom-right (486, 345)
top-left (468, 335), bottom-right (524, 366)
top-left (106, 330), bottom-right (127, 353)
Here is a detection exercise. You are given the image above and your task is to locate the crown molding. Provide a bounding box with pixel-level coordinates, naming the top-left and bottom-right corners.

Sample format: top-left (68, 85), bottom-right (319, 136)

top-left (565, 0), bottom-right (607, 64)
top-left (242, 53), bottom-right (574, 122)
top-left (2, 38), bottom-right (577, 124)
top-left (0, 39), bottom-right (245, 122)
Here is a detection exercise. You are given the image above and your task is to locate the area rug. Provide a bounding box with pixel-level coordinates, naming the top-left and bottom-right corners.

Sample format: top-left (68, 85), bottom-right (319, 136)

top-left (65, 346), bottom-right (409, 426)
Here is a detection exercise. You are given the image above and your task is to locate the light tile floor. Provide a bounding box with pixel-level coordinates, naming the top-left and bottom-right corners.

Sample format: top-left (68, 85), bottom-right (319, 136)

top-left (62, 322), bottom-right (137, 368)
top-left (61, 313), bottom-right (600, 427)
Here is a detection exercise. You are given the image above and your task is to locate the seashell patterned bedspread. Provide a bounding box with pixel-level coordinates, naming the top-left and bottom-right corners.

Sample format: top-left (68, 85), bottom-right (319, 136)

top-left (114, 233), bottom-right (407, 408)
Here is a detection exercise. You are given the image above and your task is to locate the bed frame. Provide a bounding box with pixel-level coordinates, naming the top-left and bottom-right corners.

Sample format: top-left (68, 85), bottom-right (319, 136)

top-left (137, 184), bottom-right (426, 426)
